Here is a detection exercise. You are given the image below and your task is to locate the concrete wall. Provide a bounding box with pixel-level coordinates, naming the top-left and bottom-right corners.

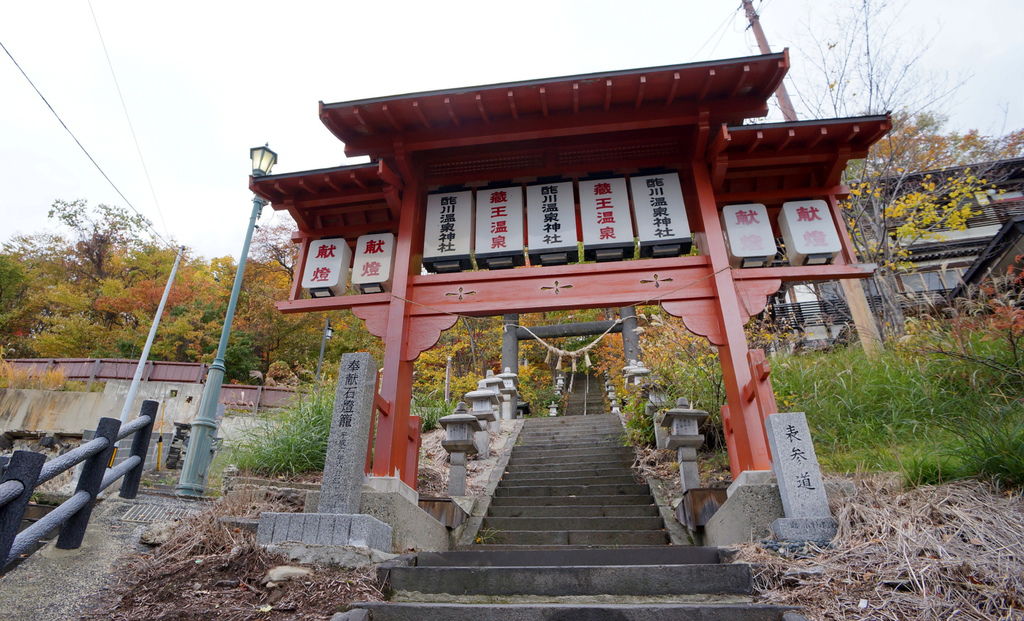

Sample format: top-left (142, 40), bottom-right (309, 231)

top-left (0, 389), bottom-right (108, 435)
top-left (0, 380), bottom-right (204, 436)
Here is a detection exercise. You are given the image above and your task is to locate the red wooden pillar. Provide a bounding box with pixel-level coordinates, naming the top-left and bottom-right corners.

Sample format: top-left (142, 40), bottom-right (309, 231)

top-left (690, 161), bottom-right (773, 476)
top-left (371, 172), bottom-right (423, 489)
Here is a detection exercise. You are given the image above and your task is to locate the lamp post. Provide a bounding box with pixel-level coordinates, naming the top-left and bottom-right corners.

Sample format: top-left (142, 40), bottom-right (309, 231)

top-left (314, 318), bottom-right (333, 381)
top-left (176, 144), bottom-right (277, 497)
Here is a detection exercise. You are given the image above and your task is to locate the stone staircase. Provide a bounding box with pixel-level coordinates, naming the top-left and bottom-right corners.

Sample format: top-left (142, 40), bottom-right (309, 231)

top-left (483, 413), bottom-right (666, 547)
top-left (563, 372), bottom-right (606, 416)
top-left (349, 413), bottom-right (799, 620)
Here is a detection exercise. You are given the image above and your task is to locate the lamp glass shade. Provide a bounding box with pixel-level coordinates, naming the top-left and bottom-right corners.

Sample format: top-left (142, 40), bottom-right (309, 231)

top-left (250, 144), bottom-right (278, 176)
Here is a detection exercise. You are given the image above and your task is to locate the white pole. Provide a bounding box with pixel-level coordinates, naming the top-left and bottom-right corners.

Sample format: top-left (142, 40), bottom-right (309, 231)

top-left (444, 356), bottom-right (452, 403)
top-left (118, 247), bottom-right (185, 423)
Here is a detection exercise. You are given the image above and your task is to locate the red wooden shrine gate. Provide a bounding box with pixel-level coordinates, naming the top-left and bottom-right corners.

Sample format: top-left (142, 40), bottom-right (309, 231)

top-left (252, 51), bottom-right (890, 493)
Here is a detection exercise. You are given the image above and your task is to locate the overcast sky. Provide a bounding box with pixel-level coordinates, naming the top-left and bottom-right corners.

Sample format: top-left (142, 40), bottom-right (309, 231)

top-left (1, 0), bottom-right (1021, 259)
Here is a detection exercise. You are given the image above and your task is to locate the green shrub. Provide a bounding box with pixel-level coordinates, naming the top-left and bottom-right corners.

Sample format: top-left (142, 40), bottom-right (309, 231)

top-left (945, 402), bottom-right (1024, 489)
top-left (412, 391), bottom-right (453, 432)
top-left (623, 392), bottom-right (656, 447)
top-left (228, 386), bottom-right (334, 476)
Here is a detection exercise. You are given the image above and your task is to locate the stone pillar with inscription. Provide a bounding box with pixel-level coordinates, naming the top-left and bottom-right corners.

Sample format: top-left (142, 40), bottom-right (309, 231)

top-left (257, 353), bottom-right (393, 554)
top-left (765, 412), bottom-right (837, 543)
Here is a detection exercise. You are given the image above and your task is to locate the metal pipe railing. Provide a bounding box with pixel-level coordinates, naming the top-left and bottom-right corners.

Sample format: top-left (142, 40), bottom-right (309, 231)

top-left (0, 399), bottom-right (158, 570)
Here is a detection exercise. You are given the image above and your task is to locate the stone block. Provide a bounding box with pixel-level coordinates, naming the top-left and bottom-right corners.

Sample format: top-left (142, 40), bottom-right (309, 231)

top-left (257, 512), bottom-right (389, 551)
top-left (363, 476), bottom-right (418, 504)
top-left (765, 413), bottom-right (830, 519)
top-left (727, 470), bottom-right (775, 497)
top-left (705, 479), bottom-right (854, 546)
top-left (704, 481), bottom-right (783, 547)
top-left (360, 490), bottom-right (449, 553)
top-left (771, 516), bottom-right (838, 543)
top-left (347, 514), bottom-right (393, 550)
top-left (319, 353), bottom-right (376, 515)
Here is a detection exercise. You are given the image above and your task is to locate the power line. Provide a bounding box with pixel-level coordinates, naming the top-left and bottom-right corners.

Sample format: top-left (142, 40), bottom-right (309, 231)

top-left (87, 0), bottom-right (172, 241)
top-left (0, 37), bottom-right (176, 251)
top-left (691, 5), bottom-right (741, 60)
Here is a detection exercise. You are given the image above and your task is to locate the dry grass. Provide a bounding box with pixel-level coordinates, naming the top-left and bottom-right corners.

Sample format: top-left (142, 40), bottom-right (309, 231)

top-left (90, 490), bottom-right (383, 620)
top-left (737, 476), bottom-right (1024, 620)
top-left (0, 360), bottom-right (72, 390)
top-left (417, 428), bottom-right (449, 496)
top-left (632, 446), bottom-right (732, 492)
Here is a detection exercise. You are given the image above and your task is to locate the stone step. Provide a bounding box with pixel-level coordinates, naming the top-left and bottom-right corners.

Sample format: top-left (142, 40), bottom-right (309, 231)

top-left (482, 516), bottom-right (664, 531)
top-left (498, 474), bottom-right (639, 488)
top-left (386, 563), bottom-right (746, 596)
top-left (487, 504), bottom-right (660, 518)
top-left (352, 602), bottom-right (793, 621)
top-left (501, 467), bottom-right (635, 481)
top-left (515, 440), bottom-right (626, 451)
top-left (495, 483), bottom-right (650, 498)
top-left (353, 602), bottom-right (793, 620)
top-left (505, 457), bottom-right (635, 471)
top-left (489, 494), bottom-right (655, 507)
top-left (415, 546), bottom-right (723, 567)
top-left (511, 446), bottom-right (634, 459)
top-left (523, 415), bottom-right (619, 428)
top-left (483, 529), bottom-right (670, 546)
top-left (518, 433), bottom-right (623, 442)
top-left (463, 544), bottom-right (673, 550)
top-left (515, 433), bottom-right (624, 443)
top-left (519, 425), bottom-right (623, 434)
top-left (491, 483), bottom-right (643, 498)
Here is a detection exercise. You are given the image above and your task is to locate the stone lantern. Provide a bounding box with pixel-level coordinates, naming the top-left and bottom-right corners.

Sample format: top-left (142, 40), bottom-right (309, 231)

top-left (548, 401), bottom-right (559, 417)
top-left (496, 367), bottom-right (519, 420)
top-left (478, 372), bottom-right (505, 431)
top-left (658, 398), bottom-right (708, 492)
top-left (439, 402), bottom-right (483, 496)
top-left (626, 360), bottom-right (651, 386)
top-left (464, 385), bottom-right (499, 457)
top-left (554, 373), bottom-right (566, 394)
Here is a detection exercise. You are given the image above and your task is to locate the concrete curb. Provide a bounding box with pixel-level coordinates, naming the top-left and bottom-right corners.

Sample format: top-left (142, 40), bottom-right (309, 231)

top-left (453, 418), bottom-right (523, 548)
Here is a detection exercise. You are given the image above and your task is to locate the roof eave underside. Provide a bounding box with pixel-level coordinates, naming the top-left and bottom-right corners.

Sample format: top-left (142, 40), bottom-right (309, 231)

top-left (319, 52), bottom-right (789, 156)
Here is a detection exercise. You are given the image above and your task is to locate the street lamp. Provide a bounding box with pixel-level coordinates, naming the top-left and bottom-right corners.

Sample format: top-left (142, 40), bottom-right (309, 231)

top-left (176, 144), bottom-right (277, 497)
top-left (315, 318), bottom-right (333, 381)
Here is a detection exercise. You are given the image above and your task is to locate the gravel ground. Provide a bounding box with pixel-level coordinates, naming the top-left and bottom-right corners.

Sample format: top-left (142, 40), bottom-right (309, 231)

top-left (0, 492), bottom-right (206, 621)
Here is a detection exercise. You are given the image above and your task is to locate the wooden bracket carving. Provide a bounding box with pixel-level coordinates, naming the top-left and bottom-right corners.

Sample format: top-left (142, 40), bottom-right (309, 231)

top-left (660, 299), bottom-right (725, 346)
top-left (404, 314), bottom-right (459, 361)
top-left (351, 304), bottom-right (390, 339)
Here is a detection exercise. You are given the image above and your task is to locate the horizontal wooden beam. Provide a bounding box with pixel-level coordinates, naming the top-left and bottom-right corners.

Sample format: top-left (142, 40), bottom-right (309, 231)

top-left (515, 320), bottom-right (622, 341)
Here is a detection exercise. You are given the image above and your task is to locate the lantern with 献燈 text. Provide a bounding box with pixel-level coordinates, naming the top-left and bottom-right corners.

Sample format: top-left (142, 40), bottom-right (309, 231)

top-left (721, 203), bottom-right (777, 268)
top-left (301, 237), bottom-right (351, 298)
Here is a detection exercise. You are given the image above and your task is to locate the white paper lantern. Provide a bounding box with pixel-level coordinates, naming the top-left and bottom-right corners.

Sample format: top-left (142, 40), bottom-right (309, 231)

top-left (424, 191), bottom-right (473, 273)
top-left (301, 238), bottom-right (352, 297)
top-left (351, 232), bottom-right (395, 294)
top-left (475, 186), bottom-right (525, 269)
top-left (630, 172), bottom-right (691, 258)
top-left (721, 203), bottom-right (777, 268)
top-left (778, 200), bottom-right (842, 266)
top-left (578, 177), bottom-right (636, 262)
top-left (526, 181), bottom-right (578, 265)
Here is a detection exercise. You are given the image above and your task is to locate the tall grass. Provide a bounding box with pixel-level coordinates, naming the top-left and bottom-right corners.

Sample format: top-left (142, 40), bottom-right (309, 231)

top-left (412, 391), bottom-right (453, 432)
top-left (772, 342), bottom-right (1022, 487)
top-left (228, 386), bottom-right (455, 476)
top-left (228, 387), bottom-right (335, 476)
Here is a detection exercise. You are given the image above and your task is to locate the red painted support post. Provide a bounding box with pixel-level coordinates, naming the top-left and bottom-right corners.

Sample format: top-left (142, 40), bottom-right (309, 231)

top-left (371, 169), bottom-right (423, 488)
top-left (690, 161), bottom-right (773, 476)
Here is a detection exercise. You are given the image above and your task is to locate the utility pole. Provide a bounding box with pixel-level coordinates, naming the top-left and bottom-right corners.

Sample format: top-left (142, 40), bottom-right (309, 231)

top-left (117, 247), bottom-right (184, 424)
top-left (741, 0), bottom-right (883, 355)
top-left (741, 0), bottom-right (798, 122)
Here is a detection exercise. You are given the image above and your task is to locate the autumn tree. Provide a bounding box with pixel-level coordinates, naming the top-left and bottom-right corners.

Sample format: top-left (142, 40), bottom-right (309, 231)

top-left (789, 0), bottom-right (1024, 335)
